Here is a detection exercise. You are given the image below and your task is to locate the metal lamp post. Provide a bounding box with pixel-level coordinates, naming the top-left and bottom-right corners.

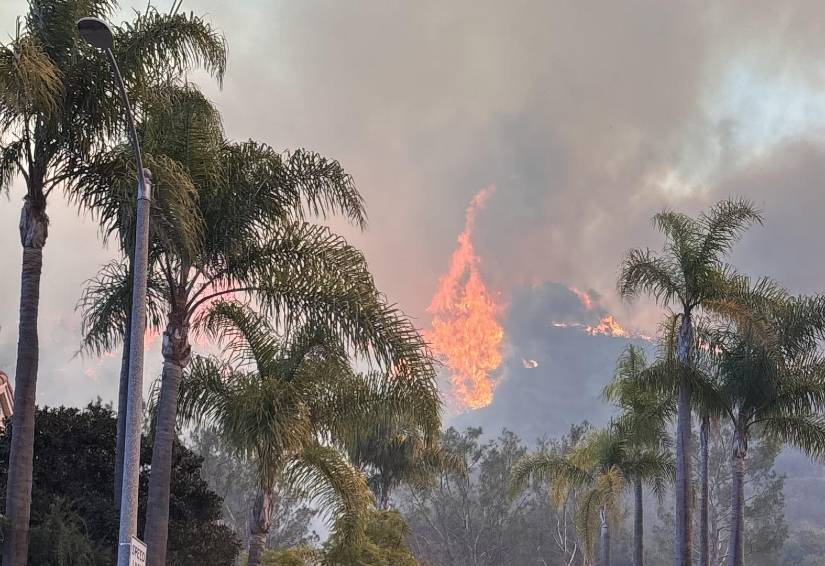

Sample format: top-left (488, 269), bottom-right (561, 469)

top-left (77, 17), bottom-right (151, 566)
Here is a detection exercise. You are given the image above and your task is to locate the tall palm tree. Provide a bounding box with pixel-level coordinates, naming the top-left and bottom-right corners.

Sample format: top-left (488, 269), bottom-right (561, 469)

top-left (603, 345), bottom-right (674, 566)
top-left (177, 302), bottom-right (438, 566)
top-left (510, 428), bottom-right (671, 566)
top-left (699, 279), bottom-right (825, 566)
top-left (0, 2), bottom-right (225, 562)
top-left (647, 314), bottom-right (721, 566)
top-left (618, 199), bottom-right (762, 566)
top-left (78, 84), bottom-right (436, 563)
top-left (74, 83), bottom-right (207, 507)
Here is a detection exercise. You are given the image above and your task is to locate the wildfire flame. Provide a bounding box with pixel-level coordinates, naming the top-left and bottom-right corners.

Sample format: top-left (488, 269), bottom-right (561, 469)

top-left (552, 315), bottom-right (652, 340)
top-left (555, 286), bottom-right (652, 340)
top-left (588, 314), bottom-right (628, 337)
top-left (427, 187), bottom-right (504, 411)
top-left (570, 287), bottom-right (594, 311)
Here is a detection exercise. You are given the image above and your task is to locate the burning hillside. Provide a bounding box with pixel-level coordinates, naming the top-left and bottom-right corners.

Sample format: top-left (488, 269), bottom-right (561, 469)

top-left (427, 187), bottom-right (504, 411)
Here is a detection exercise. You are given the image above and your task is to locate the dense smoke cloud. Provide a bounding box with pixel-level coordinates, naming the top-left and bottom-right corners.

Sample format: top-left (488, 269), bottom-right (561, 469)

top-left (2, 0), bottom-right (825, 418)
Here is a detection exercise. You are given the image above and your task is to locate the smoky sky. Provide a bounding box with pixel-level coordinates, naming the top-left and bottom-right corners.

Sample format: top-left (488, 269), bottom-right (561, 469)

top-left (2, 1), bottom-right (825, 431)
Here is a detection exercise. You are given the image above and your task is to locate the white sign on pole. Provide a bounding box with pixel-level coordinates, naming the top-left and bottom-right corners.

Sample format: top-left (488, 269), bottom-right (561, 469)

top-left (129, 537), bottom-right (147, 566)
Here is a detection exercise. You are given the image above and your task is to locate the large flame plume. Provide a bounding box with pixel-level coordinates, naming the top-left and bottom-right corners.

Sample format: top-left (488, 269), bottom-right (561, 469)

top-left (427, 187), bottom-right (504, 411)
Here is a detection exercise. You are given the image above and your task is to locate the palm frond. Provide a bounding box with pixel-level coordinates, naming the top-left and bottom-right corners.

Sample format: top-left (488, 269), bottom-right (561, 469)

top-left (70, 117), bottom-right (204, 259)
top-left (203, 221), bottom-right (436, 384)
top-left (618, 248), bottom-right (684, 306)
top-left (697, 198), bottom-right (762, 268)
top-left (284, 443), bottom-right (371, 548)
top-left (76, 259), bottom-right (166, 356)
top-left (759, 413), bottom-right (825, 458)
top-left (197, 301), bottom-right (283, 372)
top-left (0, 138), bottom-right (25, 193)
top-left (282, 149), bottom-right (367, 229)
top-left (114, 6), bottom-right (226, 90)
top-left (509, 452), bottom-right (590, 497)
top-left (0, 31), bottom-right (63, 127)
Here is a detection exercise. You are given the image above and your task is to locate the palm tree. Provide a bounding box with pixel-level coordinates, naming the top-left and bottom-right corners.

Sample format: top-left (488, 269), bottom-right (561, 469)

top-left (74, 83), bottom-right (207, 507)
top-left (510, 428), bottom-right (671, 566)
top-left (342, 378), bottom-right (457, 509)
top-left (603, 345), bottom-right (674, 566)
top-left (176, 302), bottom-right (438, 565)
top-left (646, 314), bottom-right (720, 566)
top-left (698, 279), bottom-right (825, 566)
top-left (618, 199), bottom-right (762, 566)
top-left (0, 2), bottom-right (225, 562)
top-left (78, 84), bottom-right (436, 563)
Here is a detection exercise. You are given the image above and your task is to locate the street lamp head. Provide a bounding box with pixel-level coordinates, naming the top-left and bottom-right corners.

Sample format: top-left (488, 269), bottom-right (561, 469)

top-left (77, 17), bottom-right (114, 50)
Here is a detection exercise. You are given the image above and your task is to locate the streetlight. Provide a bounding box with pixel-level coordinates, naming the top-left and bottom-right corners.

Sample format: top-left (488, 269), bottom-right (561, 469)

top-left (77, 17), bottom-right (151, 566)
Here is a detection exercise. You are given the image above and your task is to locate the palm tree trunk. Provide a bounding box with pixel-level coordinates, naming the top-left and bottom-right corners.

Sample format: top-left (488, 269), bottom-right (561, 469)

top-left (248, 489), bottom-right (273, 566)
top-left (379, 482), bottom-right (391, 510)
top-left (144, 316), bottom-right (190, 566)
top-left (699, 415), bottom-right (710, 566)
top-left (3, 198), bottom-right (48, 566)
top-left (727, 427), bottom-right (747, 566)
top-left (599, 507), bottom-right (610, 566)
top-left (114, 255), bottom-right (134, 507)
top-left (674, 312), bottom-right (694, 566)
top-left (634, 477), bottom-right (644, 566)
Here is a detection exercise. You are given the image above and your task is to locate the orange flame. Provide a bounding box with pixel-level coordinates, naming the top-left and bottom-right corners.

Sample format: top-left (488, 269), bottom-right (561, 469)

top-left (570, 287), bottom-right (594, 311)
top-left (427, 187), bottom-right (504, 411)
top-left (553, 315), bottom-right (652, 341)
top-left (587, 315), bottom-right (628, 337)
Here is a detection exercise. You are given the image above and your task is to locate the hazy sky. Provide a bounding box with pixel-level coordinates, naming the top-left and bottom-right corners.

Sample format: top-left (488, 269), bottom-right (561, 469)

top-left (3, 1), bottom-right (825, 419)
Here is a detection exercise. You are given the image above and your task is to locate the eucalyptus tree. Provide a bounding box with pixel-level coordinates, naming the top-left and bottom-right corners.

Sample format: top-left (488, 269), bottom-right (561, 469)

top-left (700, 278), bottom-right (825, 566)
top-left (603, 345), bottom-right (674, 566)
top-left (0, 2), bottom-right (225, 562)
top-left (618, 199), bottom-right (762, 566)
top-left (510, 428), bottom-right (672, 566)
top-left (78, 83), bottom-right (435, 563)
top-left (176, 302), bottom-right (438, 566)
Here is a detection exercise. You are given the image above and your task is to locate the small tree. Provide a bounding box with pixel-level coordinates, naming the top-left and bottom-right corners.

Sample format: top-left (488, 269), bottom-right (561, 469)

top-left (511, 428), bottom-right (672, 566)
top-left (324, 508), bottom-right (420, 565)
top-left (177, 302), bottom-right (438, 566)
top-left (603, 345), bottom-right (674, 566)
top-left (0, 402), bottom-right (240, 565)
top-left (701, 280), bottom-right (825, 566)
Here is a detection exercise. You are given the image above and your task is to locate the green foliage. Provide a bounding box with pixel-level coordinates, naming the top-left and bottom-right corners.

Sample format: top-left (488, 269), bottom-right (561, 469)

top-left (511, 427), bottom-right (666, 562)
top-left (697, 279), bottom-right (825, 458)
top-left (28, 498), bottom-right (108, 566)
top-left (1, 0), bottom-right (226, 200)
top-left (0, 402), bottom-right (240, 565)
top-left (783, 528), bottom-right (825, 566)
top-left (190, 427), bottom-right (319, 549)
top-left (261, 546), bottom-right (320, 566)
top-left (337, 370), bottom-right (449, 508)
top-left (618, 199), bottom-right (762, 312)
top-left (324, 509), bottom-right (420, 566)
top-left (401, 427), bottom-right (588, 566)
top-left (177, 305), bottom-right (382, 545)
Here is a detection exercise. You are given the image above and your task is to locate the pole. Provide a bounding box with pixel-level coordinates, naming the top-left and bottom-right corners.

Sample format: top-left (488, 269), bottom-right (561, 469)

top-left (117, 170), bottom-right (150, 566)
top-left (104, 46), bottom-right (153, 566)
